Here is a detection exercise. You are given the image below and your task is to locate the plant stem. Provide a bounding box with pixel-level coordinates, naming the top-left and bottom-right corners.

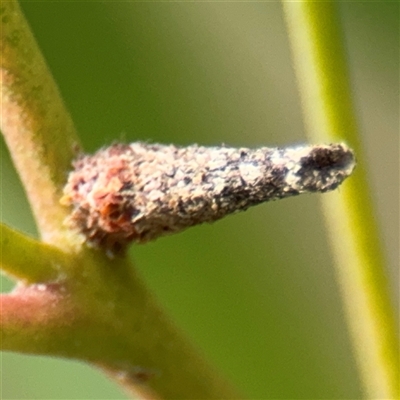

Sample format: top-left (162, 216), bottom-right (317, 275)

top-left (0, 2), bottom-right (240, 398)
top-left (1, 253), bottom-right (239, 399)
top-left (0, 223), bottom-right (69, 283)
top-left (282, 2), bottom-right (399, 398)
top-left (0, 0), bottom-right (81, 250)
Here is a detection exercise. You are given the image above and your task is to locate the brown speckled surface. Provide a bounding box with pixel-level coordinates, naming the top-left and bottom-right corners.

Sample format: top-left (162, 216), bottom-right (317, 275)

top-left (61, 142), bottom-right (355, 252)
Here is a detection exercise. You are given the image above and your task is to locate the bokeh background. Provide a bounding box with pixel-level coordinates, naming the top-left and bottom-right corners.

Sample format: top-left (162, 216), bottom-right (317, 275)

top-left (1, 2), bottom-right (398, 399)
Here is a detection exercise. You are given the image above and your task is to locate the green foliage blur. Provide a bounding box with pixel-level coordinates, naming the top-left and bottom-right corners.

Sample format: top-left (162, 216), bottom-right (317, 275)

top-left (1, 2), bottom-right (398, 399)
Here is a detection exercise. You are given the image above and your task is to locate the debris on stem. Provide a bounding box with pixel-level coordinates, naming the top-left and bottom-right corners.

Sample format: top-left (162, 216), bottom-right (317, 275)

top-left (62, 142), bottom-right (355, 252)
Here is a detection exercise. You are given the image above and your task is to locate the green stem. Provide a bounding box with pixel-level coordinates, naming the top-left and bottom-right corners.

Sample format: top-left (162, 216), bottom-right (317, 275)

top-left (0, 223), bottom-right (69, 283)
top-left (0, 2), bottom-right (239, 398)
top-left (1, 253), bottom-right (238, 399)
top-left (0, 0), bottom-right (81, 250)
top-left (282, 2), bottom-right (399, 398)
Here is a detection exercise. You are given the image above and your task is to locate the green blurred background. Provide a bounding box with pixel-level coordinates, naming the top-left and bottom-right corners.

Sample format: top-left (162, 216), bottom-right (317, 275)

top-left (1, 2), bottom-right (398, 399)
